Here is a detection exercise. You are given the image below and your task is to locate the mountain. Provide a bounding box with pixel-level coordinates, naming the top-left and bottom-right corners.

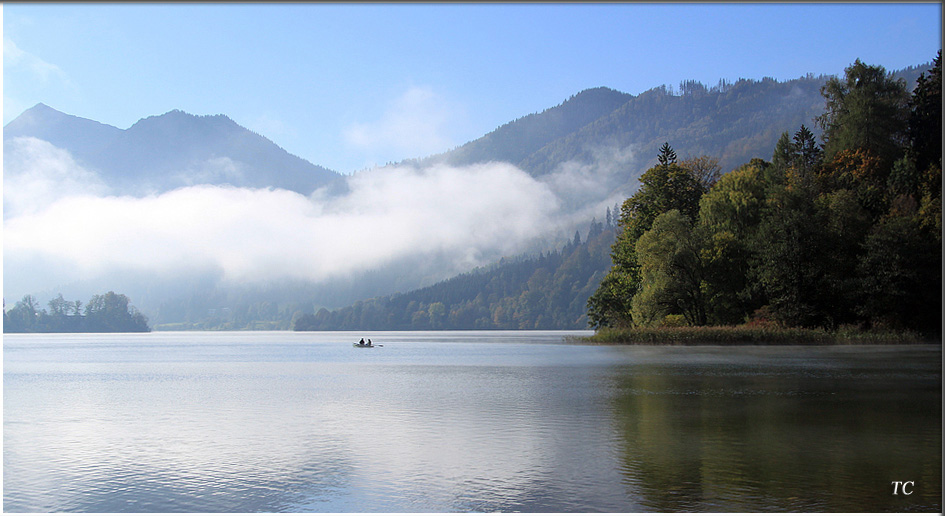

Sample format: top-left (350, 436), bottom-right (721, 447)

top-left (520, 76), bottom-right (828, 178)
top-left (4, 105), bottom-right (341, 195)
top-left (3, 102), bottom-right (124, 160)
top-left (418, 87), bottom-right (634, 168)
top-left (416, 65), bottom-right (931, 186)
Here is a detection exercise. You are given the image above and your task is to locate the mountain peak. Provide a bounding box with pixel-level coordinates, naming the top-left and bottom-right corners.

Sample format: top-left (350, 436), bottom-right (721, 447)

top-left (4, 103), bottom-right (123, 162)
top-left (5, 102), bottom-right (68, 130)
top-left (28, 102), bottom-right (56, 113)
top-left (6, 104), bottom-right (340, 195)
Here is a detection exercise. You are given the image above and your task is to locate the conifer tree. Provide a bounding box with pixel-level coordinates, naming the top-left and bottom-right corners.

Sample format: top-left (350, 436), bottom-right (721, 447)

top-left (657, 142), bottom-right (677, 166)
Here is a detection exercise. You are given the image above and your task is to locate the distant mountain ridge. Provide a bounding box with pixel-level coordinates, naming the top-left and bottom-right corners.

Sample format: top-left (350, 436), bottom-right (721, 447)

top-left (4, 105), bottom-right (340, 195)
top-left (6, 63), bottom-right (929, 199)
top-left (419, 87), bottom-right (634, 168)
top-left (414, 64), bottom-right (931, 189)
top-left (4, 102), bottom-right (123, 160)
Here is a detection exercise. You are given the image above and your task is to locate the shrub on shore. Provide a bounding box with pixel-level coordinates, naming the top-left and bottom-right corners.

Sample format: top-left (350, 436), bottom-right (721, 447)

top-left (579, 325), bottom-right (935, 345)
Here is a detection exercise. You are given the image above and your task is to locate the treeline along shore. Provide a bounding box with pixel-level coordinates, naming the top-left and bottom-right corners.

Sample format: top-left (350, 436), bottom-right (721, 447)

top-left (4, 291), bottom-right (150, 333)
top-left (578, 326), bottom-right (935, 346)
top-left (584, 54), bottom-right (942, 344)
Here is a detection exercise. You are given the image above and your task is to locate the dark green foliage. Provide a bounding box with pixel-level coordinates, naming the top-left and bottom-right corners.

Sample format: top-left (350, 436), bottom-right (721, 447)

top-left (816, 59), bottom-right (910, 166)
top-left (4, 291), bottom-right (150, 333)
top-left (586, 157), bottom-right (708, 328)
top-left (296, 219), bottom-right (616, 331)
top-left (698, 160), bottom-right (772, 324)
top-left (748, 185), bottom-right (838, 328)
top-left (589, 55), bottom-right (943, 337)
top-left (657, 142), bottom-right (677, 165)
top-left (908, 50), bottom-right (942, 175)
top-left (586, 269), bottom-right (635, 329)
top-left (582, 325), bottom-right (931, 345)
top-left (631, 210), bottom-right (707, 326)
top-left (857, 215), bottom-right (942, 332)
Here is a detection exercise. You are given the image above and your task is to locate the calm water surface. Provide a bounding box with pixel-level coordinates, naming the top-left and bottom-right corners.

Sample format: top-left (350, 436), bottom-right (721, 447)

top-left (3, 331), bottom-right (941, 512)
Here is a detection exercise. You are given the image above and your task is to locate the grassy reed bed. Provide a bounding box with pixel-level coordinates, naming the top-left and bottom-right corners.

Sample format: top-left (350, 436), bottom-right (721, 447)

top-left (578, 325), bottom-right (938, 345)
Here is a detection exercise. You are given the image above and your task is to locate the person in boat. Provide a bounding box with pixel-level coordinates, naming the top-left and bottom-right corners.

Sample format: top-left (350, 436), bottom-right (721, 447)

top-left (367, 339), bottom-right (372, 346)
top-left (359, 338), bottom-right (365, 345)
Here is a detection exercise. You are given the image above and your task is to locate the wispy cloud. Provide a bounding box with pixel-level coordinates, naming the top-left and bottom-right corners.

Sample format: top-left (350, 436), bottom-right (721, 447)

top-left (3, 35), bottom-right (78, 125)
top-left (343, 86), bottom-right (463, 164)
top-left (3, 36), bottom-right (70, 85)
top-left (3, 137), bottom-right (111, 217)
top-left (4, 134), bottom-right (643, 305)
top-left (3, 141), bottom-right (559, 295)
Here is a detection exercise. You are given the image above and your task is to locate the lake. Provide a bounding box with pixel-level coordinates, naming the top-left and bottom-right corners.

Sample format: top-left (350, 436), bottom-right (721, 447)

top-left (3, 331), bottom-right (941, 512)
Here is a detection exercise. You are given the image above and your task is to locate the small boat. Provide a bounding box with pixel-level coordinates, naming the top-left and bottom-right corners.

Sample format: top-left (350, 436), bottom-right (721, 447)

top-left (353, 342), bottom-right (374, 348)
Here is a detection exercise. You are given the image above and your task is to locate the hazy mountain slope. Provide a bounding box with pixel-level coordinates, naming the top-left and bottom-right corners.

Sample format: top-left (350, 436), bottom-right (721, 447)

top-left (417, 87), bottom-right (633, 168)
top-left (425, 63), bottom-right (931, 185)
top-left (3, 103), bottom-right (124, 164)
top-left (295, 219), bottom-right (617, 331)
top-left (4, 105), bottom-right (341, 195)
top-left (516, 76), bottom-right (828, 180)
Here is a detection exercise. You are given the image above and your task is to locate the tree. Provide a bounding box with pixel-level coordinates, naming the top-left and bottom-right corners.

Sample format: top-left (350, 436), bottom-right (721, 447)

top-left (908, 50), bottom-right (942, 175)
top-left (631, 210), bottom-right (707, 326)
top-left (680, 155), bottom-right (722, 190)
top-left (770, 125), bottom-right (823, 191)
top-left (587, 157), bottom-right (705, 328)
top-left (586, 269), bottom-right (636, 329)
top-left (84, 291), bottom-right (150, 332)
top-left (792, 124), bottom-right (822, 175)
top-left (771, 131), bottom-right (794, 173)
top-left (903, 50), bottom-right (942, 236)
top-left (857, 214), bottom-right (941, 334)
top-left (657, 142), bottom-right (677, 166)
top-left (698, 161), bottom-right (772, 324)
top-left (5, 295), bottom-right (39, 332)
top-left (748, 186), bottom-right (841, 328)
top-left (816, 59), bottom-right (910, 165)
top-left (821, 148), bottom-right (888, 218)
top-left (48, 294), bottom-right (69, 317)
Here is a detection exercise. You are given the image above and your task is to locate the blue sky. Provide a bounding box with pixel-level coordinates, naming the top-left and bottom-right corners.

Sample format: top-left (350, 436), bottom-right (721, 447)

top-left (3, 3), bottom-right (942, 174)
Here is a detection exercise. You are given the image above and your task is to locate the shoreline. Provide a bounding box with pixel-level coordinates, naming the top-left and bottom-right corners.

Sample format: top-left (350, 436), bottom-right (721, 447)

top-left (575, 325), bottom-right (942, 346)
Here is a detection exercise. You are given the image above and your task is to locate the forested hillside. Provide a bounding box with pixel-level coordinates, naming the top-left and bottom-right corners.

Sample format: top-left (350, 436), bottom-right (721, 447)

top-left (420, 87), bottom-right (633, 168)
top-left (295, 216), bottom-right (617, 331)
top-left (422, 65), bottom-right (930, 182)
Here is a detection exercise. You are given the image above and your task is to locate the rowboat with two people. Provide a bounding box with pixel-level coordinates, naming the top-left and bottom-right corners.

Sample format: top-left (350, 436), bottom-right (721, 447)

top-left (353, 338), bottom-right (377, 348)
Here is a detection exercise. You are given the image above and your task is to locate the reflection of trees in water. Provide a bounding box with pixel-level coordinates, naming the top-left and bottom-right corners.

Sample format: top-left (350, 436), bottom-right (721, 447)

top-left (608, 362), bottom-right (941, 512)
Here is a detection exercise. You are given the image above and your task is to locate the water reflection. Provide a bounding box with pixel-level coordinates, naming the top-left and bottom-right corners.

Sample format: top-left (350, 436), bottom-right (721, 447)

top-left (4, 334), bottom-right (941, 512)
top-left (606, 346), bottom-right (942, 512)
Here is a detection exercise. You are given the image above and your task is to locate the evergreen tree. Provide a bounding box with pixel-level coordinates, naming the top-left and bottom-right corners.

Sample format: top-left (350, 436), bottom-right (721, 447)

top-left (816, 59), bottom-right (910, 166)
top-left (908, 50), bottom-right (942, 175)
top-left (657, 142), bottom-right (677, 166)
